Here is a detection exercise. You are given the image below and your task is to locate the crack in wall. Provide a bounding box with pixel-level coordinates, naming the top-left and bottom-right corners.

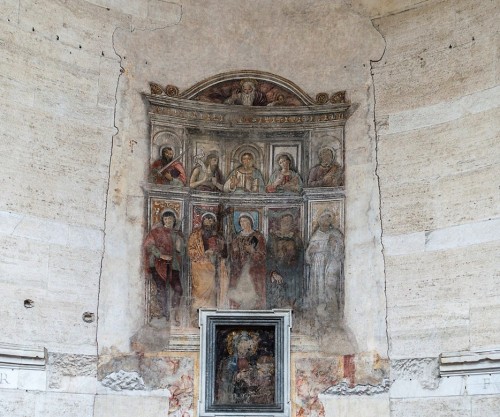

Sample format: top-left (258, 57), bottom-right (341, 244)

top-left (92, 9), bottom-right (184, 413)
top-left (369, 19), bottom-right (389, 362)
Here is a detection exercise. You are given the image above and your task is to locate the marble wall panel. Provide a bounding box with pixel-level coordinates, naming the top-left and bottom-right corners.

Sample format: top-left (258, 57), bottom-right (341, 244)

top-left (390, 397), bottom-right (472, 417)
top-left (94, 394), bottom-right (170, 417)
top-left (372, 0), bottom-right (498, 113)
top-left (385, 241), bottom-right (500, 307)
top-left (387, 301), bottom-right (470, 359)
top-left (470, 296), bottom-right (500, 349)
top-left (377, 108), bottom-right (499, 194)
top-left (471, 396), bottom-right (500, 417)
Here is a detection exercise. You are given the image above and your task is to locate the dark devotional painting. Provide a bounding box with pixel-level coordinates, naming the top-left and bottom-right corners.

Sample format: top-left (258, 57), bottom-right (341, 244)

top-left (214, 326), bottom-right (276, 406)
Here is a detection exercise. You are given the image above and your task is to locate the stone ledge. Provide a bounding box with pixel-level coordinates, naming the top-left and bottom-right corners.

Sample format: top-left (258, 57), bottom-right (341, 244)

top-left (440, 348), bottom-right (500, 376)
top-left (0, 343), bottom-right (46, 370)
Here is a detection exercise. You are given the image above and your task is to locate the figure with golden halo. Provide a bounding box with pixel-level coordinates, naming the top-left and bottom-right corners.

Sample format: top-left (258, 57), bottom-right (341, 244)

top-left (227, 213), bottom-right (266, 309)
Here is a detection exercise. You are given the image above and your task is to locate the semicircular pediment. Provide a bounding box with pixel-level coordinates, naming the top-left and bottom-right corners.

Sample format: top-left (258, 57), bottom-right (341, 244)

top-left (149, 70), bottom-right (346, 107)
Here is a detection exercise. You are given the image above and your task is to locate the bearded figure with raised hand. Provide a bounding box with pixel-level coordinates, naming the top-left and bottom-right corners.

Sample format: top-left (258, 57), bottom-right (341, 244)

top-left (188, 212), bottom-right (228, 318)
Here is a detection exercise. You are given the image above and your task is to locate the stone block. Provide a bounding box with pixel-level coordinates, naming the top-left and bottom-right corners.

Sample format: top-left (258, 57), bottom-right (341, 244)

top-left (373, 35), bottom-right (496, 114)
top-left (470, 296), bottom-right (500, 349)
top-left (97, 57), bottom-right (120, 109)
top-left (390, 376), bottom-right (465, 399)
top-left (93, 393), bottom-right (169, 417)
top-left (387, 301), bottom-right (470, 359)
top-left (34, 392), bottom-right (94, 417)
top-left (390, 397), bottom-right (471, 417)
top-left (425, 218), bottom-right (500, 252)
top-left (472, 396), bottom-right (500, 417)
top-left (0, 390), bottom-right (36, 417)
top-left (321, 393), bottom-right (390, 417)
top-left (380, 86), bottom-right (500, 135)
top-left (378, 105), bottom-right (500, 233)
top-left (373, 0), bottom-right (498, 113)
top-left (383, 232), bottom-right (425, 256)
top-left (430, 165), bottom-right (499, 230)
top-left (378, 181), bottom-right (433, 235)
top-left (0, 234), bottom-right (50, 288)
top-left (385, 241), bottom-right (500, 307)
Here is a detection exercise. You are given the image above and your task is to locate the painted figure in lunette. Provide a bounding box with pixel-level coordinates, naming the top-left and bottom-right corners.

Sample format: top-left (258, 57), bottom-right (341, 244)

top-left (143, 210), bottom-right (184, 324)
top-left (224, 153), bottom-right (265, 193)
top-left (266, 153), bottom-right (303, 194)
top-left (224, 79), bottom-right (268, 106)
top-left (266, 213), bottom-right (304, 308)
top-left (307, 147), bottom-right (343, 188)
top-left (188, 212), bottom-right (229, 317)
top-left (189, 152), bottom-right (224, 192)
top-left (305, 210), bottom-right (344, 315)
top-left (227, 214), bottom-right (266, 309)
top-left (149, 146), bottom-right (187, 186)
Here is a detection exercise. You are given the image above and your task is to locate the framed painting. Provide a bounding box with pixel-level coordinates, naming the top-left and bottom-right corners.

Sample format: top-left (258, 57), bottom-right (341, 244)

top-left (198, 309), bottom-right (292, 417)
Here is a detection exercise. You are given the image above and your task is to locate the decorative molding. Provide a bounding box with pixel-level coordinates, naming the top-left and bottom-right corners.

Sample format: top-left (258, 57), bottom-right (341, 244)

top-left (0, 342), bottom-right (46, 370)
top-left (439, 348), bottom-right (500, 376)
top-left (148, 71), bottom-right (349, 108)
top-left (145, 97), bottom-right (349, 131)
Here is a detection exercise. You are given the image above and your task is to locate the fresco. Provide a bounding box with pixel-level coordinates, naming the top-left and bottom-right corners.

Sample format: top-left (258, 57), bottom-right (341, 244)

top-left (143, 73), bottom-right (349, 354)
top-left (193, 78), bottom-right (302, 107)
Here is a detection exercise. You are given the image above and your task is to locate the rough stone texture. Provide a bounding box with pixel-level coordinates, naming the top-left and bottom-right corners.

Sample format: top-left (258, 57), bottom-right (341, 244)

top-left (391, 358), bottom-right (439, 390)
top-left (101, 370), bottom-right (145, 391)
top-left (47, 353), bottom-right (97, 392)
top-left (471, 396), bottom-right (500, 417)
top-left (324, 379), bottom-right (390, 395)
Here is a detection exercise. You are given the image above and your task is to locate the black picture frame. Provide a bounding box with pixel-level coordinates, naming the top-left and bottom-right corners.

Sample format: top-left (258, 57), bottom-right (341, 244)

top-left (198, 309), bottom-right (292, 417)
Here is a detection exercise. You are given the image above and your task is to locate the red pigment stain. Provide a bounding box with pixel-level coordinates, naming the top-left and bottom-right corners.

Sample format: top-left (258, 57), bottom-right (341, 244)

top-left (343, 354), bottom-right (355, 386)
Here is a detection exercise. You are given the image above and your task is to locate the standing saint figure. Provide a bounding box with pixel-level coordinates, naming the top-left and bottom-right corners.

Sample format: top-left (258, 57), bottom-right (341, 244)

top-left (305, 210), bottom-right (344, 315)
top-left (189, 152), bottom-right (224, 192)
top-left (227, 214), bottom-right (266, 309)
top-left (143, 210), bottom-right (184, 324)
top-left (265, 153), bottom-right (303, 194)
top-left (224, 79), bottom-right (268, 106)
top-left (307, 147), bottom-right (343, 188)
top-left (149, 146), bottom-right (187, 186)
top-left (266, 213), bottom-right (304, 308)
top-left (188, 212), bottom-right (229, 317)
top-left (224, 152), bottom-right (265, 193)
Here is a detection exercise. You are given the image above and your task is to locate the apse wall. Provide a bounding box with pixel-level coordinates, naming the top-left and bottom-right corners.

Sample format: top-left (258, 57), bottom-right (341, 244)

top-left (0, 0), bottom-right (498, 416)
top-left (372, 0), bottom-right (500, 415)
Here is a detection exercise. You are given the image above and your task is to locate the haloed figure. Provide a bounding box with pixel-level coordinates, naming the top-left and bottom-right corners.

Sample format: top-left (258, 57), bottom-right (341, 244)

top-left (188, 212), bottom-right (228, 317)
top-left (307, 147), bottom-right (343, 188)
top-left (227, 214), bottom-right (266, 309)
top-left (305, 210), bottom-right (344, 315)
top-left (189, 153), bottom-right (224, 192)
top-left (149, 146), bottom-right (187, 186)
top-left (224, 153), bottom-right (265, 193)
top-left (266, 153), bottom-right (302, 194)
top-left (267, 213), bottom-right (304, 308)
top-left (143, 210), bottom-right (184, 324)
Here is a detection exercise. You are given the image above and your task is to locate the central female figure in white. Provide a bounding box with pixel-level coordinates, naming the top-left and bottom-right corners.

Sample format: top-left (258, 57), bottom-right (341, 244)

top-left (228, 214), bottom-right (267, 309)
